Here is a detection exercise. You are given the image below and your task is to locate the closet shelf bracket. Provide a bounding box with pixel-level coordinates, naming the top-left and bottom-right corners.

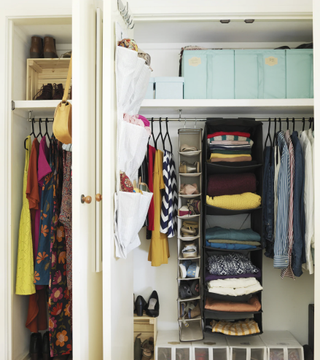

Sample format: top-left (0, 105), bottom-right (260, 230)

top-left (11, 100), bottom-right (15, 111)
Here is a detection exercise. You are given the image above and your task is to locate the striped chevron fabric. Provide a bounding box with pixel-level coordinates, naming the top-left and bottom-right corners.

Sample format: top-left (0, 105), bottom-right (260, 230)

top-left (160, 150), bottom-right (178, 238)
top-left (274, 131), bottom-right (290, 270)
top-left (281, 130), bottom-right (295, 279)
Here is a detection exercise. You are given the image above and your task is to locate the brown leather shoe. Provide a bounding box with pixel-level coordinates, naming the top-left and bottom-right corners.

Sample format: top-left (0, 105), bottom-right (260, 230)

top-left (52, 83), bottom-right (64, 100)
top-left (44, 36), bottom-right (58, 58)
top-left (30, 36), bottom-right (43, 58)
top-left (33, 83), bottom-right (53, 100)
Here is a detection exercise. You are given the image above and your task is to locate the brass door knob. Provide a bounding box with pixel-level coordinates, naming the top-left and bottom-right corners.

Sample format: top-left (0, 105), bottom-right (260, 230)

top-left (81, 195), bottom-right (92, 204)
top-left (95, 194), bottom-right (102, 202)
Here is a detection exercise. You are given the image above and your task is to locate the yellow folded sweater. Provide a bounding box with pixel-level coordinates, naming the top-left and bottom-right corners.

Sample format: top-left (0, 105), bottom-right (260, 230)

top-left (206, 192), bottom-right (261, 210)
top-left (210, 153), bottom-right (252, 159)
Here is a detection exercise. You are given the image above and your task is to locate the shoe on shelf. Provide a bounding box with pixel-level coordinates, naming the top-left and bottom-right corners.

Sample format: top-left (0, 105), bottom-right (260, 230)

top-left (180, 144), bottom-right (198, 152)
top-left (179, 260), bottom-right (192, 278)
top-left (52, 83), bottom-right (64, 100)
top-left (181, 220), bottom-right (198, 237)
top-left (141, 337), bottom-right (154, 353)
top-left (33, 83), bottom-right (53, 100)
top-left (30, 36), bottom-right (43, 58)
top-left (179, 183), bottom-right (199, 195)
top-left (135, 295), bottom-right (147, 316)
top-left (42, 331), bottom-right (50, 360)
top-left (179, 161), bottom-right (200, 173)
top-left (134, 333), bottom-right (142, 360)
top-left (178, 205), bottom-right (193, 217)
top-left (179, 283), bottom-right (193, 299)
top-left (190, 280), bottom-right (200, 297)
top-left (30, 332), bottom-right (42, 360)
top-left (146, 290), bottom-right (159, 317)
top-left (181, 243), bottom-right (197, 258)
top-left (141, 348), bottom-right (152, 360)
top-left (43, 36), bottom-right (58, 58)
top-left (187, 199), bottom-right (201, 214)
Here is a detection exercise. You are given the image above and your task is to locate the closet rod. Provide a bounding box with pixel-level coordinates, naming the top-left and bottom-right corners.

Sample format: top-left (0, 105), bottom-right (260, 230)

top-left (146, 117), bottom-right (313, 122)
top-left (27, 118), bottom-right (54, 122)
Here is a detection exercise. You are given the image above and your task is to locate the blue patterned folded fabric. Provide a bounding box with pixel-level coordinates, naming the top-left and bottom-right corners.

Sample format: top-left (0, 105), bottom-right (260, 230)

top-left (205, 240), bottom-right (257, 250)
top-left (207, 253), bottom-right (259, 276)
top-left (205, 227), bottom-right (261, 242)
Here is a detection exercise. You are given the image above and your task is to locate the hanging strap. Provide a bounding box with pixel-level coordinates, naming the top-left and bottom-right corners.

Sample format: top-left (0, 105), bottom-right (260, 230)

top-left (62, 54), bottom-right (72, 103)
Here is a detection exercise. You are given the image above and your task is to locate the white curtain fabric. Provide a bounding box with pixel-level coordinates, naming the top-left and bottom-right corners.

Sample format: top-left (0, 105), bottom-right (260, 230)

top-left (114, 46), bottom-right (152, 258)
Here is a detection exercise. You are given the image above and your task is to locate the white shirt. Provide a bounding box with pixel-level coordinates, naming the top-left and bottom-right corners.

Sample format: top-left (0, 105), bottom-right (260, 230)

top-left (300, 131), bottom-right (314, 274)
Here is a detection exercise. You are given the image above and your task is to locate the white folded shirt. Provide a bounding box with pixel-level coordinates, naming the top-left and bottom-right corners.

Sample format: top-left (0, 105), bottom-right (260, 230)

top-left (207, 278), bottom-right (262, 296)
top-left (207, 277), bottom-right (258, 289)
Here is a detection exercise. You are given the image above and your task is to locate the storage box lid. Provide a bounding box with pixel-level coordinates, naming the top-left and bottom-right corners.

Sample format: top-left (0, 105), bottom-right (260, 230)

top-left (155, 77), bottom-right (184, 83)
top-left (149, 77), bottom-right (155, 82)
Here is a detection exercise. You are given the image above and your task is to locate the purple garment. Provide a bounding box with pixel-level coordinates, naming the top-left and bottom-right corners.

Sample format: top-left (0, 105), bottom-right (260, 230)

top-left (137, 114), bottom-right (150, 127)
top-left (36, 137), bottom-right (51, 290)
top-left (205, 269), bottom-right (261, 282)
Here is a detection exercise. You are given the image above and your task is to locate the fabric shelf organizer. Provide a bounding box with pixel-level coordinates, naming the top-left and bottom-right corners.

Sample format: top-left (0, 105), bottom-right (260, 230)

top-left (177, 128), bottom-right (203, 342)
top-left (202, 118), bottom-right (264, 337)
top-left (114, 45), bottom-right (152, 259)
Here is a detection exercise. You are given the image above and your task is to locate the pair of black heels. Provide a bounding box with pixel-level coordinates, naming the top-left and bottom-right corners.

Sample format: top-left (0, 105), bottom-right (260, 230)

top-left (30, 331), bottom-right (50, 360)
top-left (135, 290), bottom-right (159, 318)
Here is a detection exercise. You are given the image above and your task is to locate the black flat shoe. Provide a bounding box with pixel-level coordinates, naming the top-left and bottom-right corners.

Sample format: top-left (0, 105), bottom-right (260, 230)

top-left (146, 290), bottom-right (159, 318)
top-left (30, 332), bottom-right (42, 360)
top-left (42, 331), bottom-right (50, 360)
top-left (135, 295), bottom-right (147, 316)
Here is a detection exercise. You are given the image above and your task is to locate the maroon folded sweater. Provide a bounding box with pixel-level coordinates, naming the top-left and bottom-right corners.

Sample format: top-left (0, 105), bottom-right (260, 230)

top-left (207, 173), bottom-right (257, 197)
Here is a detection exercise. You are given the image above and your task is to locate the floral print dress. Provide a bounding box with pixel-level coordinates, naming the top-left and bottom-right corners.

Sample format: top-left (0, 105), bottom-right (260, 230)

top-left (48, 139), bottom-right (72, 357)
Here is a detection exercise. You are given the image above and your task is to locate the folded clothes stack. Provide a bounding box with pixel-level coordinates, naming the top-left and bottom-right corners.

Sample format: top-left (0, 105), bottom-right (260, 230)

top-left (205, 226), bottom-right (261, 250)
top-left (207, 277), bottom-right (263, 296)
top-left (205, 295), bottom-right (261, 312)
top-left (207, 131), bottom-right (254, 164)
top-left (206, 192), bottom-right (261, 210)
top-left (208, 318), bottom-right (260, 336)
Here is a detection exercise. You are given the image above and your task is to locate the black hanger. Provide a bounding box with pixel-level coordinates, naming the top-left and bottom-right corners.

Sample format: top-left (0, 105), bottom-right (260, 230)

top-left (24, 118), bottom-right (36, 150)
top-left (292, 118), bottom-right (295, 132)
top-left (43, 118), bottom-right (51, 142)
top-left (36, 118), bottom-right (43, 139)
top-left (155, 117), bottom-right (165, 150)
top-left (272, 118), bottom-right (277, 147)
top-left (309, 117), bottom-right (312, 129)
top-left (312, 117), bottom-right (314, 132)
top-left (279, 117), bottom-right (282, 132)
top-left (286, 117), bottom-right (290, 131)
top-left (163, 117), bottom-right (173, 153)
top-left (150, 117), bottom-right (156, 150)
top-left (302, 117), bottom-right (305, 131)
top-left (264, 118), bottom-right (272, 148)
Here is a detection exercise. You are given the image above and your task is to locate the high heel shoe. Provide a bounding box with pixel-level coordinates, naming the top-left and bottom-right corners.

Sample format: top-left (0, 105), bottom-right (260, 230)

top-left (30, 333), bottom-right (42, 360)
top-left (146, 290), bottom-right (159, 318)
top-left (42, 331), bottom-right (50, 360)
top-left (179, 161), bottom-right (200, 173)
top-left (135, 295), bottom-right (147, 316)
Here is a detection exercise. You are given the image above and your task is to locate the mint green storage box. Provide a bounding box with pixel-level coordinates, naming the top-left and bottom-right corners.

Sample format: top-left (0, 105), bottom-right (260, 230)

top-left (235, 50), bottom-right (286, 99)
top-left (182, 50), bottom-right (235, 99)
top-left (286, 49), bottom-right (313, 98)
top-left (145, 77), bottom-right (154, 99)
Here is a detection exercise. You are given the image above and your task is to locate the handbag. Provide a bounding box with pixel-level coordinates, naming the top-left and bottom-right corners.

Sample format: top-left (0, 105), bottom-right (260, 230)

top-left (53, 54), bottom-right (72, 144)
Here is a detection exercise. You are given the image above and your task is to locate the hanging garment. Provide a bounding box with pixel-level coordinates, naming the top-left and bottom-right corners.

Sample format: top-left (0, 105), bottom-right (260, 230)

top-left (280, 130), bottom-right (295, 279)
top-left (139, 155), bottom-right (149, 229)
top-left (15, 136), bottom-right (36, 295)
top-left (147, 145), bottom-right (156, 238)
top-left (34, 137), bottom-right (53, 285)
top-left (300, 131), bottom-right (314, 274)
top-left (170, 155), bottom-right (178, 233)
top-left (291, 131), bottom-right (305, 277)
top-left (262, 146), bottom-right (274, 257)
top-left (59, 151), bottom-right (72, 290)
top-left (160, 150), bottom-right (174, 237)
top-left (274, 131), bottom-right (290, 269)
top-left (148, 149), bottom-right (170, 266)
top-left (25, 288), bottom-right (48, 333)
top-left (48, 140), bottom-right (72, 357)
top-left (273, 143), bottom-right (281, 241)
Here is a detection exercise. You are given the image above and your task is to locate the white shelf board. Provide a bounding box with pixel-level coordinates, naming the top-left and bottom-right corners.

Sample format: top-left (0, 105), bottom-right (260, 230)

top-left (140, 99), bottom-right (314, 117)
top-left (13, 100), bottom-right (72, 117)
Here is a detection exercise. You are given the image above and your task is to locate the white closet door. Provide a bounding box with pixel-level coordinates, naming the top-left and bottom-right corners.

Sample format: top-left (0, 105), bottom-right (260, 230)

top-left (72, 0), bottom-right (103, 359)
top-left (102, 1), bottom-right (135, 359)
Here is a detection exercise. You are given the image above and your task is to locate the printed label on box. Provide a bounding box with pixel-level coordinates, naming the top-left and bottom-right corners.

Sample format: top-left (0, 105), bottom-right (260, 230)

top-left (265, 56), bottom-right (278, 66)
top-left (189, 57), bottom-right (201, 67)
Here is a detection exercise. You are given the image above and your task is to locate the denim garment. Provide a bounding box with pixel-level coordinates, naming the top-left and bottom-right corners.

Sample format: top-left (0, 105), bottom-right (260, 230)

top-left (291, 132), bottom-right (306, 277)
top-left (205, 227), bottom-right (261, 242)
top-left (262, 146), bottom-right (275, 257)
top-left (274, 132), bottom-right (290, 269)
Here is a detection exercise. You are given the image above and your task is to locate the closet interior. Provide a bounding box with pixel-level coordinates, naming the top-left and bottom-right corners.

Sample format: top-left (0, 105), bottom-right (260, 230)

top-left (10, 17), bottom-right (74, 360)
top-left (132, 13), bottom-right (315, 357)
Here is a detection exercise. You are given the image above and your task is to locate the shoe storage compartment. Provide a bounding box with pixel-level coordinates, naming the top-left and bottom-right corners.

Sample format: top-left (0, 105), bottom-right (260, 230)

top-left (178, 128), bottom-right (203, 342)
top-left (192, 333), bottom-right (229, 360)
top-left (26, 58), bottom-right (71, 100)
top-left (155, 330), bottom-right (192, 360)
top-left (227, 336), bottom-right (267, 360)
top-left (134, 313), bottom-right (158, 344)
top-left (260, 331), bottom-right (304, 360)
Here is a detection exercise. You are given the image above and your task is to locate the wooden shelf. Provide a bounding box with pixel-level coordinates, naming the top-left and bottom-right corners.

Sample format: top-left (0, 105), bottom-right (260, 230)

top-left (140, 99), bottom-right (314, 117)
top-left (13, 100), bottom-right (72, 117)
